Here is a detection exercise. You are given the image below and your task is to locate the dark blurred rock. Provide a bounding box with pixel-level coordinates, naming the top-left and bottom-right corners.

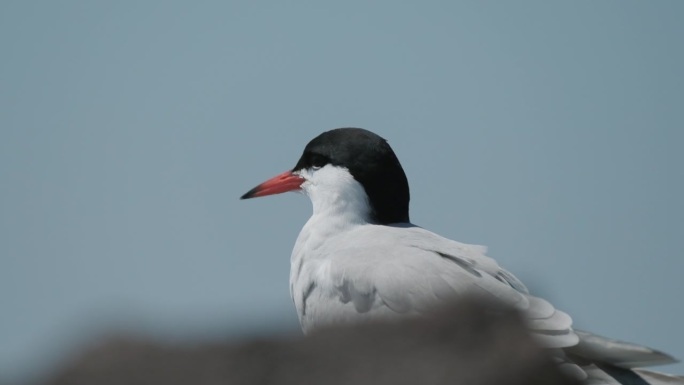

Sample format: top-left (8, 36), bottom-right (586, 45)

top-left (37, 299), bottom-right (579, 385)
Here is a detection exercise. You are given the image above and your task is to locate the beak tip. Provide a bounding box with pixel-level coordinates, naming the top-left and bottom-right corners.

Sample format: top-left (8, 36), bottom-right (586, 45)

top-left (240, 189), bottom-right (257, 200)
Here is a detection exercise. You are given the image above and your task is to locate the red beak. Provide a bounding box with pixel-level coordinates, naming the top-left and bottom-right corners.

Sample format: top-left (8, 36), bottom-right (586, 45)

top-left (240, 170), bottom-right (304, 199)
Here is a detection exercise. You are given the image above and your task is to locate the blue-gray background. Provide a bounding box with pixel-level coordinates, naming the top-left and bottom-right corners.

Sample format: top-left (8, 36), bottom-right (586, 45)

top-left (1, 1), bottom-right (682, 382)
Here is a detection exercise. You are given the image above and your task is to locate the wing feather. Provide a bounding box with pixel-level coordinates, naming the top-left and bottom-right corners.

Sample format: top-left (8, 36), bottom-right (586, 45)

top-left (296, 225), bottom-right (577, 348)
top-left (317, 225), bottom-right (580, 348)
top-left (293, 223), bottom-right (680, 382)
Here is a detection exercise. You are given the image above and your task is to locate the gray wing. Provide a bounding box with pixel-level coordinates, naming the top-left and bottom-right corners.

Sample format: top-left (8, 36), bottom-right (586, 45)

top-left (296, 224), bottom-right (682, 384)
top-left (299, 224), bottom-right (578, 349)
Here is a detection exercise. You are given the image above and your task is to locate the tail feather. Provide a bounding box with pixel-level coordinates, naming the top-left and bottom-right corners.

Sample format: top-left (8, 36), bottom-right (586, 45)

top-left (561, 330), bottom-right (682, 384)
top-left (634, 369), bottom-right (684, 385)
top-left (568, 330), bottom-right (678, 368)
top-left (577, 364), bottom-right (684, 385)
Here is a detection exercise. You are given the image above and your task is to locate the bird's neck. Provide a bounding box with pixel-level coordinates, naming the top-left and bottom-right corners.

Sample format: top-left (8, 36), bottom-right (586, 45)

top-left (293, 181), bottom-right (372, 261)
top-left (302, 167), bottom-right (374, 233)
top-left (307, 189), bottom-right (371, 238)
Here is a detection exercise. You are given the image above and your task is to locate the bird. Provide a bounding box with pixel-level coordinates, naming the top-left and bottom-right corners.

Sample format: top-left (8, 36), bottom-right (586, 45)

top-left (241, 127), bottom-right (682, 384)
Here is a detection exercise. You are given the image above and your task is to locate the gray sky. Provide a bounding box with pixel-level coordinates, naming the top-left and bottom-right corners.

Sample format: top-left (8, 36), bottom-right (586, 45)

top-left (1, 1), bottom-right (683, 381)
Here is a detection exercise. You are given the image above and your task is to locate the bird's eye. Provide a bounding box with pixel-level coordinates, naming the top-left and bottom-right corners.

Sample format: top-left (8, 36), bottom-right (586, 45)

top-left (309, 154), bottom-right (328, 170)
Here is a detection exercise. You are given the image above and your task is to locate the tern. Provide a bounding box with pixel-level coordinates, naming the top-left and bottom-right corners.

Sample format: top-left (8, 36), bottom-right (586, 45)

top-left (241, 127), bottom-right (681, 384)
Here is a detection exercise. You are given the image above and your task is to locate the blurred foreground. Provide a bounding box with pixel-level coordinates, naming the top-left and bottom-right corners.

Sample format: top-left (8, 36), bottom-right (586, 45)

top-left (23, 298), bottom-right (578, 385)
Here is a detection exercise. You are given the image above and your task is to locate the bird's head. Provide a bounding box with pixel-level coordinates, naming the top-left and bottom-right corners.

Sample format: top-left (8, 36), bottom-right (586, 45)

top-left (241, 128), bottom-right (410, 225)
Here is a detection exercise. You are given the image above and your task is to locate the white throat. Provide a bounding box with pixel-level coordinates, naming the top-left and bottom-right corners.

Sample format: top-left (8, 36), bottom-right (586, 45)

top-left (297, 165), bottom-right (372, 227)
top-left (291, 165), bottom-right (372, 265)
